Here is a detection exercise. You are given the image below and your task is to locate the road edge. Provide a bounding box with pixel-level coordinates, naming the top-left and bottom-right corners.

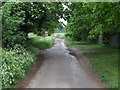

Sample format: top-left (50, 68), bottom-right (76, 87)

top-left (67, 47), bottom-right (106, 88)
top-left (15, 51), bottom-right (45, 89)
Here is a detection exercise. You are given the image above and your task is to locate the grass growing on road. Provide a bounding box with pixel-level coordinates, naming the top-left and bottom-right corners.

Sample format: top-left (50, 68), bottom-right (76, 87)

top-left (66, 39), bottom-right (119, 88)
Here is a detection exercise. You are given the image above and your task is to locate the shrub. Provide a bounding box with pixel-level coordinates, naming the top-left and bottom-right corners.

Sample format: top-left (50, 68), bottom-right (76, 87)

top-left (1, 45), bottom-right (35, 88)
top-left (2, 34), bottom-right (54, 88)
top-left (28, 34), bottom-right (54, 50)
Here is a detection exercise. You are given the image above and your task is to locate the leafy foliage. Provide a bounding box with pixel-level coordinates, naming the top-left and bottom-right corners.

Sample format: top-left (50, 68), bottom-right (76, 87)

top-left (2, 45), bottom-right (35, 88)
top-left (2, 2), bottom-right (26, 47)
top-left (2, 2), bottom-right (64, 88)
top-left (2, 2), bottom-right (64, 48)
top-left (2, 34), bottom-right (54, 88)
top-left (28, 33), bottom-right (54, 50)
top-left (66, 2), bottom-right (120, 44)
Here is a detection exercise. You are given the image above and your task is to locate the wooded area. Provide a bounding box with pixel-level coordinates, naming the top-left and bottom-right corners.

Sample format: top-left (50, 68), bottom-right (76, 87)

top-left (66, 2), bottom-right (120, 46)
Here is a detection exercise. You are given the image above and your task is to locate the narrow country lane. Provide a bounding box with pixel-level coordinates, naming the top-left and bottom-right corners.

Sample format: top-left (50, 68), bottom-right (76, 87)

top-left (27, 38), bottom-right (104, 88)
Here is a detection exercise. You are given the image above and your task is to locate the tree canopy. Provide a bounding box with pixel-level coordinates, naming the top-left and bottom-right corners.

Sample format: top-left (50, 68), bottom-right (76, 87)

top-left (65, 2), bottom-right (120, 44)
top-left (2, 2), bottom-right (64, 47)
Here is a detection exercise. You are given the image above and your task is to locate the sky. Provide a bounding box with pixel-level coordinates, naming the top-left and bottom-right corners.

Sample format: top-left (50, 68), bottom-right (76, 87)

top-left (58, 3), bottom-right (68, 27)
top-left (59, 18), bottom-right (67, 26)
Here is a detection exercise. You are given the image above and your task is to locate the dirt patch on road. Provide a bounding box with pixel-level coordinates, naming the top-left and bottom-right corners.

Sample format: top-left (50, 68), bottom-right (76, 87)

top-left (15, 51), bottom-right (44, 89)
top-left (68, 47), bottom-right (106, 88)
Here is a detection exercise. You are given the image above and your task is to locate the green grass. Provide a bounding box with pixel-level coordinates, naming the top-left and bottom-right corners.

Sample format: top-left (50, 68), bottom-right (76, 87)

top-left (66, 38), bottom-right (119, 88)
top-left (28, 33), bottom-right (54, 50)
top-left (52, 33), bottom-right (65, 39)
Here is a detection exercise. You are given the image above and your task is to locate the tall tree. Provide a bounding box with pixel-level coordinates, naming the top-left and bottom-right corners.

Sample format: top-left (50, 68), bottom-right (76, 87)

top-left (2, 2), bottom-right (64, 47)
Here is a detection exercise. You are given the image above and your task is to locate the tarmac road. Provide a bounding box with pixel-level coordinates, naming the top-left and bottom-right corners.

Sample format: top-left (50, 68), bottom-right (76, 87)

top-left (27, 38), bottom-right (104, 88)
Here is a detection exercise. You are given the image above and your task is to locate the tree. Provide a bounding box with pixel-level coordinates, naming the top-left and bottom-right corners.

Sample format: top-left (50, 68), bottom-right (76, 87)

top-left (65, 2), bottom-right (120, 44)
top-left (2, 2), bottom-right (64, 47)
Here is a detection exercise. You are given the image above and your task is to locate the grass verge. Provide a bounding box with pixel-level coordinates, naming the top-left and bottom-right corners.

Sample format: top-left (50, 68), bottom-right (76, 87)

top-left (28, 33), bottom-right (54, 50)
top-left (66, 38), bottom-right (119, 88)
top-left (52, 33), bottom-right (65, 39)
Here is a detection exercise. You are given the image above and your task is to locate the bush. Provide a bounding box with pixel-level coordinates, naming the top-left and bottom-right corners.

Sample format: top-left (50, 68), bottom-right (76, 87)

top-left (1, 45), bottom-right (36, 88)
top-left (28, 33), bottom-right (54, 50)
top-left (1, 33), bottom-right (54, 88)
top-left (2, 3), bottom-right (27, 48)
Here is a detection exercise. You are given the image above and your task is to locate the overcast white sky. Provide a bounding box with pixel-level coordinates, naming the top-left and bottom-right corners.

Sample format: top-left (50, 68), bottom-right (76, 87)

top-left (59, 18), bottom-right (67, 26)
top-left (58, 3), bottom-right (68, 27)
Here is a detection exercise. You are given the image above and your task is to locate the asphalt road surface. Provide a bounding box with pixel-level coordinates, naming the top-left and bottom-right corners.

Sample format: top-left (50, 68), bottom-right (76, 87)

top-left (27, 38), bottom-right (104, 88)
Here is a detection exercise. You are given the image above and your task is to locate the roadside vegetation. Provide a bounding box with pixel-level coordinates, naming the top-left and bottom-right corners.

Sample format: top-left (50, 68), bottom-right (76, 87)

top-left (66, 38), bottom-right (119, 88)
top-left (65, 2), bottom-right (119, 89)
top-left (1, 2), bottom-right (63, 88)
top-left (65, 2), bottom-right (120, 46)
top-left (28, 33), bottom-right (54, 50)
top-left (52, 33), bottom-right (65, 39)
top-left (2, 34), bottom-right (54, 88)
top-left (1, 1), bottom-right (119, 89)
